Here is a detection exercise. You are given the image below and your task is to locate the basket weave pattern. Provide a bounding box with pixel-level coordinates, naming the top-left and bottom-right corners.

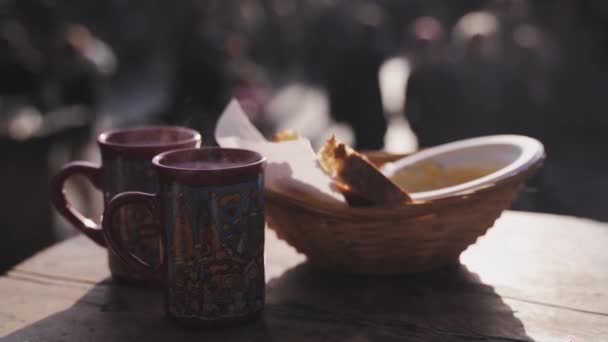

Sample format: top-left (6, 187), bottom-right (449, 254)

top-left (265, 152), bottom-right (543, 275)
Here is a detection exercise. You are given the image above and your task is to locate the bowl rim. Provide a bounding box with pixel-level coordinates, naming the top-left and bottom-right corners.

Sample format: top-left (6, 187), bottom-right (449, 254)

top-left (381, 135), bottom-right (545, 201)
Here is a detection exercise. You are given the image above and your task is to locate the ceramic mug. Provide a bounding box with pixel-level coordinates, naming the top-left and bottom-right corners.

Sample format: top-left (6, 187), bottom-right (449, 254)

top-left (102, 147), bottom-right (266, 327)
top-left (51, 126), bottom-right (201, 285)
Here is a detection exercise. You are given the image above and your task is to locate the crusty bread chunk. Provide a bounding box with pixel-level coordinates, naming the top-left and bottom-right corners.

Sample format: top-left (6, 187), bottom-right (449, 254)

top-left (318, 136), bottom-right (411, 206)
top-left (273, 129), bottom-right (300, 142)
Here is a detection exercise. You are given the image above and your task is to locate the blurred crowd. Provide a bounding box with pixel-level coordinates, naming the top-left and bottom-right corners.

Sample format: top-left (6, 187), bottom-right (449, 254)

top-left (1, 0), bottom-right (608, 265)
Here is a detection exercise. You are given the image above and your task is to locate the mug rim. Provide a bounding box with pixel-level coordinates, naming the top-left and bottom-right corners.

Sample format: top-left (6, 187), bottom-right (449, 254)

top-left (153, 147), bottom-right (266, 172)
top-left (152, 147), bottom-right (266, 187)
top-left (98, 125), bottom-right (202, 149)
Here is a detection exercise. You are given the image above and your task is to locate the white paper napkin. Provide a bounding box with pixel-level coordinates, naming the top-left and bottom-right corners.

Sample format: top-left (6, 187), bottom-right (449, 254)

top-left (215, 100), bottom-right (345, 204)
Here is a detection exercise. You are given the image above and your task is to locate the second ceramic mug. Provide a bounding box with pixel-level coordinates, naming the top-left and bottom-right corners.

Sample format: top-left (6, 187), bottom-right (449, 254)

top-left (102, 147), bottom-right (266, 327)
top-left (50, 126), bottom-right (201, 285)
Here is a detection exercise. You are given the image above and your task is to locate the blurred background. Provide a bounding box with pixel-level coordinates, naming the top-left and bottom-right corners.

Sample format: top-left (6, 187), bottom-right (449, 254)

top-left (1, 0), bottom-right (607, 272)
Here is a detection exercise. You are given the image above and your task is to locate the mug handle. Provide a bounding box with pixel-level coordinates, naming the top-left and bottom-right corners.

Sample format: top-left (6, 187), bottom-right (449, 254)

top-left (50, 161), bottom-right (105, 246)
top-left (102, 191), bottom-right (160, 277)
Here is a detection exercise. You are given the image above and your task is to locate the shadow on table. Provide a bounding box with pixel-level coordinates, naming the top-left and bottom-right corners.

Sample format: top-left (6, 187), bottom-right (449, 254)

top-left (4, 263), bottom-right (531, 342)
top-left (2, 277), bottom-right (272, 342)
top-left (264, 263), bottom-right (532, 341)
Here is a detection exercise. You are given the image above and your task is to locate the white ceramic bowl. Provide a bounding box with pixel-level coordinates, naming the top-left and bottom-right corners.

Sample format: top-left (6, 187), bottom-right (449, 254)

top-left (381, 135), bottom-right (545, 201)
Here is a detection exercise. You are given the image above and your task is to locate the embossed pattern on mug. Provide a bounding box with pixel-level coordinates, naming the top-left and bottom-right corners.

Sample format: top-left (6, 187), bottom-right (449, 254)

top-left (163, 175), bottom-right (265, 320)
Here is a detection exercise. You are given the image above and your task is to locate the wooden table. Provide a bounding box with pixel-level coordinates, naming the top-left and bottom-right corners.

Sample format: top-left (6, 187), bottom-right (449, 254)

top-left (1, 211), bottom-right (607, 341)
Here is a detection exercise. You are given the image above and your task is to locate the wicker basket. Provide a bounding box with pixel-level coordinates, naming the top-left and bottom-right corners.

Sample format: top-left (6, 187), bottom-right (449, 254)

top-left (265, 151), bottom-right (544, 275)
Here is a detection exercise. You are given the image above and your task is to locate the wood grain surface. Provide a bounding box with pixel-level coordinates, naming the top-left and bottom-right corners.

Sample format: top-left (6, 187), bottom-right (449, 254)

top-left (1, 211), bottom-right (606, 341)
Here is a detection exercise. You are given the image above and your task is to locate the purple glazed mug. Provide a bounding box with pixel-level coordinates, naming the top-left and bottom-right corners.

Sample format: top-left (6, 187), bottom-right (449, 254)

top-left (102, 147), bottom-right (266, 327)
top-left (50, 126), bottom-right (201, 285)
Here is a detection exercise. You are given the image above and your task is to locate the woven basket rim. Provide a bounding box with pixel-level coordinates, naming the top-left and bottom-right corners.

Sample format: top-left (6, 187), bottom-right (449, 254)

top-left (265, 154), bottom-right (544, 220)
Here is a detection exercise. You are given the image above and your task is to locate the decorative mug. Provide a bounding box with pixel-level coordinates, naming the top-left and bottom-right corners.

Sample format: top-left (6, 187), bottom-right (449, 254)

top-left (102, 147), bottom-right (266, 327)
top-left (51, 126), bottom-right (201, 285)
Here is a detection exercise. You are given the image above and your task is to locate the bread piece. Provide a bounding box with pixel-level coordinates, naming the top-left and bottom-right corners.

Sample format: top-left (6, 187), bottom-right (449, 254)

top-left (318, 136), bottom-right (411, 206)
top-left (273, 129), bottom-right (300, 142)
top-left (334, 182), bottom-right (375, 206)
